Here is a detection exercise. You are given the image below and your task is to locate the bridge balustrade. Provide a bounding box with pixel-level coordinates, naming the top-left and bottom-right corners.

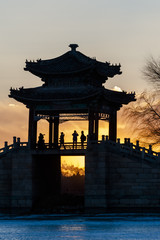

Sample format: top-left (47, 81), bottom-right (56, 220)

top-left (38, 142), bottom-right (88, 150)
top-left (0, 136), bottom-right (159, 162)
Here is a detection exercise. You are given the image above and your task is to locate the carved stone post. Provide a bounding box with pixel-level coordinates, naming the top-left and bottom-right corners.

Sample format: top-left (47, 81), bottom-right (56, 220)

top-left (109, 110), bottom-right (117, 142)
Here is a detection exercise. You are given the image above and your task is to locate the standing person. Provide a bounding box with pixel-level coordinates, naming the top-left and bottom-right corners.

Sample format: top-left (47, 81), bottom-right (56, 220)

top-left (60, 132), bottom-right (65, 149)
top-left (72, 130), bottom-right (79, 149)
top-left (80, 131), bottom-right (86, 149)
top-left (38, 133), bottom-right (45, 149)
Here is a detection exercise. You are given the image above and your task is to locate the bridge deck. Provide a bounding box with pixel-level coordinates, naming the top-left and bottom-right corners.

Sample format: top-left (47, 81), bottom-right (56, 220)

top-left (33, 142), bottom-right (87, 155)
top-left (32, 148), bottom-right (86, 156)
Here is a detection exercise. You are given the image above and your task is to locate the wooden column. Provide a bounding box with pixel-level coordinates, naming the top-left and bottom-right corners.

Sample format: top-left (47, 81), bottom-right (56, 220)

top-left (88, 111), bottom-right (94, 140)
top-left (94, 112), bottom-right (99, 141)
top-left (54, 115), bottom-right (59, 148)
top-left (28, 106), bottom-right (37, 148)
top-left (109, 110), bottom-right (117, 142)
top-left (49, 116), bottom-right (53, 148)
top-left (33, 119), bottom-right (37, 147)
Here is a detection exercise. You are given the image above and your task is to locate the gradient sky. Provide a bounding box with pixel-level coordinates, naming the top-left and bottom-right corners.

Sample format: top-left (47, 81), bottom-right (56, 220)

top-left (0, 0), bottom-right (160, 147)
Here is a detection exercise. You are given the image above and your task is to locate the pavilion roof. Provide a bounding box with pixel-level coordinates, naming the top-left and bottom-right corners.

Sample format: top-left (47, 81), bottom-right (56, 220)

top-left (24, 44), bottom-right (122, 80)
top-left (9, 85), bottom-right (135, 106)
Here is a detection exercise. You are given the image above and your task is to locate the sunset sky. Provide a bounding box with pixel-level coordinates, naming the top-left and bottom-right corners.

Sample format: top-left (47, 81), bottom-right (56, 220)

top-left (0, 0), bottom-right (160, 154)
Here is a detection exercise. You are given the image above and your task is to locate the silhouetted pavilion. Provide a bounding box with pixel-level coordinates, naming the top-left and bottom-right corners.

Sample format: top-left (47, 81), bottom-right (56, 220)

top-left (9, 44), bottom-right (135, 148)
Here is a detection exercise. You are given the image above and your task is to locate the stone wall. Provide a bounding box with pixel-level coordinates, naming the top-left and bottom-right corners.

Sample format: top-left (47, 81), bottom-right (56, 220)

top-left (0, 149), bottom-right (61, 213)
top-left (0, 153), bottom-right (12, 211)
top-left (85, 140), bottom-right (160, 212)
top-left (0, 148), bottom-right (32, 213)
top-left (85, 142), bottom-right (107, 209)
top-left (11, 149), bottom-right (32, 211)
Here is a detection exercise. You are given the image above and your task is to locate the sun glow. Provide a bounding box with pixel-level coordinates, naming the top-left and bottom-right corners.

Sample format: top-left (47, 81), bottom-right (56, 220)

top-left (113, 86), bottom-right (122, 92)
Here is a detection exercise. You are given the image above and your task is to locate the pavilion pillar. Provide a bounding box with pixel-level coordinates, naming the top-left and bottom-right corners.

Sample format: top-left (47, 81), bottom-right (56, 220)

top-left (94, 112), bottom-right (99, 141)
top-left (28, 106), bottom-right (37, 148)
top-left (49, 116), bottom-right (53, 148)
top-left (88, 111), bottom-right (94, 140)
top-left (109, 110), bottom-right (117, 142)
top-left (33, 120), bottom-right (37, 147)
top-left (54, 115), bottom-right (59, 148)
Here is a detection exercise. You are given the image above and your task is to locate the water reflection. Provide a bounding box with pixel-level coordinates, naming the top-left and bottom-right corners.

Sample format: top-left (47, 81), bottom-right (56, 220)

top-left (0, 215), bottom-right (159, 240)
top-left (58, 223), bottom-right (87, 240)
top-left (59, 224), bottom-right (86, 231)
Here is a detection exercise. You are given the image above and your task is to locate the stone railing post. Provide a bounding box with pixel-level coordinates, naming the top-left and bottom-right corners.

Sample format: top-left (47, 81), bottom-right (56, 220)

top-left (117, 138), bottom-right (120, 144)
top-left (102, 135), bottom-right (105, 141)
top-left (13, 136), bottom-right (17, 148)
top-left (4, 141), bottom-right (8, 153)
top-left (117, 138), bottom-right (121, 151)
top-left (149, 145), bottom-right (152, 155)
top-left (124, 138), bottom-right (127, 145)
top-left (136, 140), bottom-right (140, 150)
top-left (142, 147), bottom-right (145, 159)
top-left (105, 135), bottom-right (108, 141)
top-left (130, 143), bottom-right (133, 155)
top-left (17, 137), bottom-right (20, 148)
top-left (28, 139), bottom-right (30, 149)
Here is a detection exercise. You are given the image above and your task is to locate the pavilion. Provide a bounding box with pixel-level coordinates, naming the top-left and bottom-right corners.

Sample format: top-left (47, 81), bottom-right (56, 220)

top-left (9, 44), bottom-right (135, 148)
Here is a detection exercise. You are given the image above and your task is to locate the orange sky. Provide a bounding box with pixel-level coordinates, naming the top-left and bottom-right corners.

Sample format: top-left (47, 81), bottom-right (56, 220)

top-left (0, 100), bottom-right (136, 172)
top-left (0, 100), bottom-right (134, 148)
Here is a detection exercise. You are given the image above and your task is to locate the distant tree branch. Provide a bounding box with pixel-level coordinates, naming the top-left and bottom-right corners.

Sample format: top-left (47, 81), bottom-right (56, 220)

top-left (143, 56), bottom-right (160, 89)
top-left (124, 91), bottom-right (160, 147)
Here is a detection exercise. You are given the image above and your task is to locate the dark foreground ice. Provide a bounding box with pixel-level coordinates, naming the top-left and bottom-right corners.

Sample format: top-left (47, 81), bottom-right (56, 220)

top-left (0, 214), bottom-right (160, 239)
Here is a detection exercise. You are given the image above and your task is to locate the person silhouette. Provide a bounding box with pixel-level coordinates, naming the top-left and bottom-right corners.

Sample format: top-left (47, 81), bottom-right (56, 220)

top-left (80, 131), bottom-right (86, 149)
top-left (72, 130), bottom-right (79, 149)
top-left (60, 132), bottom-right (65, 149)
top-left (38, 133), bottom-right (45, 149)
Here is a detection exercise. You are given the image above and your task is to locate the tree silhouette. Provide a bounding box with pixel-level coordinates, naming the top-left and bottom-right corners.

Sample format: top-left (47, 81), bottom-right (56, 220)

top-left (125, 56), bottom-right (160, 148)
top-left (143, 56), bottom-right (160, 89)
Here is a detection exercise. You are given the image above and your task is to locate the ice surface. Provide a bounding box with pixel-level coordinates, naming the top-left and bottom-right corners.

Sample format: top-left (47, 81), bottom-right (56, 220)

top-left (0, 214), bottom-right (159, 239)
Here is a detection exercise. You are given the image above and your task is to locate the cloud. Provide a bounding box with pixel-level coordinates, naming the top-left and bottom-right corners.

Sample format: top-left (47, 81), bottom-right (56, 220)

top-left (8, 103), bottom-right (16, 107)
top-left (61, 163), bottom-right (85, 177)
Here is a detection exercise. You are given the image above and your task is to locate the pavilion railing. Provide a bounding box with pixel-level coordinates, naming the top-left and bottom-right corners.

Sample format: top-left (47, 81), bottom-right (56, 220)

top-left (42, 142), bottom-right (87, 150)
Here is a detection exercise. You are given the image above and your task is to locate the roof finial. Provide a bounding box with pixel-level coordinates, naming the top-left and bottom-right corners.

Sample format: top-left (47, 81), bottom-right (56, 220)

top-left (69, 44), bottom-right (79, 51)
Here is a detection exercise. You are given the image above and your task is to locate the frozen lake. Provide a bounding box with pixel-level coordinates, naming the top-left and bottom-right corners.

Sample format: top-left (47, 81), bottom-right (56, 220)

top-left (0, 214), bottom-right (160, 239)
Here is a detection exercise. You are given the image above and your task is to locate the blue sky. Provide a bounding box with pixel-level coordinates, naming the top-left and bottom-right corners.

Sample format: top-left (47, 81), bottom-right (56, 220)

top-left (0, 0), bottom-right (160, 144)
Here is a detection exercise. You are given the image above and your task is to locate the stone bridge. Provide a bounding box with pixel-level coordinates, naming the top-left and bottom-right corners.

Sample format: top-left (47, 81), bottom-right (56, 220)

top-left (0, 136), bottom-right (160, 213)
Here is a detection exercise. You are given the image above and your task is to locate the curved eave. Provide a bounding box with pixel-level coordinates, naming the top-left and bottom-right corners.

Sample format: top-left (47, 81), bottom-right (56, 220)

top-left (9, 88), bottom-right (135, 107)
top-left (8, 90), bottom-right (101, 105)
top-left (24, 65), bottom-right (94, 78)
top-left (103, 89), bottom-right (136, 105)
top-left (24, 65), bottom-right (122, 81)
